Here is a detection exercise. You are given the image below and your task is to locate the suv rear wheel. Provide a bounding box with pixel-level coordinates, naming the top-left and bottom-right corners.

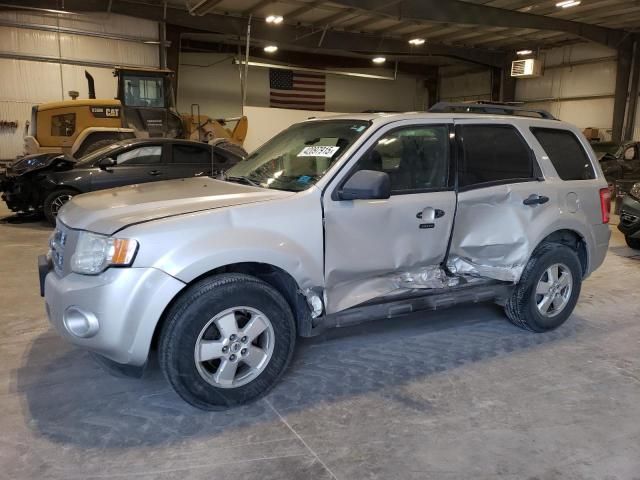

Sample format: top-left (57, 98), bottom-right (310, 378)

top-left (505, 243), bottom-right (582, 332)
top-left (159, 273), bottom-right (296, 410)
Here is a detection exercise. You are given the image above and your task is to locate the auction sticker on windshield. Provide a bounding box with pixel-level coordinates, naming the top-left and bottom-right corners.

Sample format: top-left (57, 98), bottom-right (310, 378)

top-left (298, 146), bottom-right (340, 157)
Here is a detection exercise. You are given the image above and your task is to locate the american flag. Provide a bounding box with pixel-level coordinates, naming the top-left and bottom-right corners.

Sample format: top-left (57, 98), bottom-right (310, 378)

top-left (269, 68), bottom-right (326, 111)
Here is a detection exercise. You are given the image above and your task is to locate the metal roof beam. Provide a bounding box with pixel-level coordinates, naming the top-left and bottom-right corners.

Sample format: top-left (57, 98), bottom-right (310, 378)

top-left (10, 0), bottom-right (507, 66)
top-left (330, 0), bottom-right (628, 48)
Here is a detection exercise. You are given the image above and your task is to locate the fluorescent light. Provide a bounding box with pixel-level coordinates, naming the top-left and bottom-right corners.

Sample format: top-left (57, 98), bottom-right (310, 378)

top-left (266, 15), bottom-right (283, 24)
top-left (517, 49), bottom-right (533, 56)
top-left (372, 56), bottom-right (386, 64)
top-left (264, 45), bottom-right (278, 53)
top-left (408, 38), bottom-right (425, 46)
top-left (233, 60), bottom-right (396, 80)
top-left (556, 0), bottom-right (581, 8)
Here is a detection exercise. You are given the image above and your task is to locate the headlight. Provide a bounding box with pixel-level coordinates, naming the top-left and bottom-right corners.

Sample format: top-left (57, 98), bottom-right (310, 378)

top-left (630, 183), bottom-right (640, 200)
top-left (70, 231), bottom-right (138, 275)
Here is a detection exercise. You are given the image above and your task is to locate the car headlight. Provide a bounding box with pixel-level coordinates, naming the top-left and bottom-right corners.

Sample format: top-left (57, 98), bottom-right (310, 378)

top-left (70, 231), bottom-right (138, 275)
top-left (630, 183), bottom-right (640, 200)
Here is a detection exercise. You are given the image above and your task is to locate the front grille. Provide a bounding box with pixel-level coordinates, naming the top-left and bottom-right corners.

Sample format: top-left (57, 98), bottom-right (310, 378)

top-left (49, 223), bottom-right (69, 275)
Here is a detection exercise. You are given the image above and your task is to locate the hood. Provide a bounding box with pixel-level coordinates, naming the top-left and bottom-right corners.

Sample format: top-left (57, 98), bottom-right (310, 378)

top-left (9, 153), bottom-right (74, 176)
top-left (57, 177), bottom-right (295, 235)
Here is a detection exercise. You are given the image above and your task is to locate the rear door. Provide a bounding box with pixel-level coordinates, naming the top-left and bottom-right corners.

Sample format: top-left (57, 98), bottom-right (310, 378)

top-left (447, 120), bottom-right (555, 281)
top-left (90, 143), bottom-right (166, 190)
top-left (322, 120), bottom-right (456, 313)
top-left (167, 142), bottom-right (214, 179)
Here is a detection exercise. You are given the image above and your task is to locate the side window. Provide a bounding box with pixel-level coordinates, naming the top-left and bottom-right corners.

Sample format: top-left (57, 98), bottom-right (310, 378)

top-left (531, 128), bottom-right (595, 180)
top-left (353, 125), bottom-right (450, 194)
top-left (116, 145), bottom-right (162, 165)
top-left (172, 144), bottom-right (211, 165)
top-left (459, 125), bottom-right (533, 188)
top-left (51, 113), bottom-right (75, 137)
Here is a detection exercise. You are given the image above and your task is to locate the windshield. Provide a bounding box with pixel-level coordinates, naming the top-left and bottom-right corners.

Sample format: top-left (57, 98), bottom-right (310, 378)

top-left (74, 142), bottom-right (122, 166)
top-left (226, 120), bottom-right (370, 191)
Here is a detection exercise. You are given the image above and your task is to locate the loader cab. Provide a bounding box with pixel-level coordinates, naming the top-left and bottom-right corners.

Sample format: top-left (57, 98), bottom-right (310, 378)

top-left (115, 67), bottom-right (184, 139)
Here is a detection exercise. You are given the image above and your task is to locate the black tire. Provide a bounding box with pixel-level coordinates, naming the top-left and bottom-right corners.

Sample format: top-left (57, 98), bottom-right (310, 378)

top-left (76, 138), bottom-right (117, 157)
top-left (625, 236), bottom-right (640, 250)
top-left (43, 188), bottom-right (78, 226)
top-left (504, 243), bottom-right (582, 332)
top-left (158, 273), bottom-right (296, 410)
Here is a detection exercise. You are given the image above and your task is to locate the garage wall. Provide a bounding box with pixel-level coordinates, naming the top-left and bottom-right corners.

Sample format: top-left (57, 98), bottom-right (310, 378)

top-left (439, 69), bottom-right (492, 103)
top-left (439, 44), bottom-right (618, 140)
top-left (0, 10), bottom-right (159, 160)
top-left (515, 43), bottom-right (617, 140)
top-left (177, 52), bottom-right (428, 120)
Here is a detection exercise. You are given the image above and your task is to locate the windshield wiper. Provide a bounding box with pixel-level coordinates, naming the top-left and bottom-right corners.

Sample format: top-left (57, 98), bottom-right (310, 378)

top-left (224, 174), bottom-right (261, 187)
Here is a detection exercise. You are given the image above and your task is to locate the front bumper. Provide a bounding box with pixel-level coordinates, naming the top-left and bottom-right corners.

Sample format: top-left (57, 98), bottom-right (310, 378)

top-left (44, 266), bottom-right (185, 366)
top-left (618, 195), bottom-right (640, 238)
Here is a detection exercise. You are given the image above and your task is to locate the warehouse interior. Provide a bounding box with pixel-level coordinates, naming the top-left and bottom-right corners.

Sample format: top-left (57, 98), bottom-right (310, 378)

top-left (1, 0), bottom-right (640, 478)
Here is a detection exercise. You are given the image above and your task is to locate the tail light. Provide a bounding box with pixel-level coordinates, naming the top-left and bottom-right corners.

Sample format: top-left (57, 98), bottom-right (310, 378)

top-left (599, 187), bottom-right (611, 224)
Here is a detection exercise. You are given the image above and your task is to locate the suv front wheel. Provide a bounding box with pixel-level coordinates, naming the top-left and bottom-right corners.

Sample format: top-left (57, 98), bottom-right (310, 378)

top-left (505, 243), bottom-right (582, 332)
top-left (159, 273), bottom-right (296, 410)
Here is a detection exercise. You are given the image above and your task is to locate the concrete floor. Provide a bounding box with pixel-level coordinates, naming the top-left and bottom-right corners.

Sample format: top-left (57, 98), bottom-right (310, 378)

top-left (1, 204), bottom-right (640, 480)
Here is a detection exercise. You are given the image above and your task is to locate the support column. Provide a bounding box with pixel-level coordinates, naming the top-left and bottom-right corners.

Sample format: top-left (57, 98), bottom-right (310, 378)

top-left (624, 39), bottom-right (640, 141)
top-left (491, 66), bottom-right (502, 102)
top-left (612, 40), bottom-right (633, 144)
top-left (501, 59), bottom-right (516, 103)
top-left (166, 23), bottom-right (182, 102)
top-left (424, 67), bottom-right (440, 108)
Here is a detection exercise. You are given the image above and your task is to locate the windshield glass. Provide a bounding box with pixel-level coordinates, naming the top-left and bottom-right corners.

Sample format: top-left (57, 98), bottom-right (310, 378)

top-left (74, 142), bottom-right (122, 166)
top-left (226, 120), bottom-right (370, 191)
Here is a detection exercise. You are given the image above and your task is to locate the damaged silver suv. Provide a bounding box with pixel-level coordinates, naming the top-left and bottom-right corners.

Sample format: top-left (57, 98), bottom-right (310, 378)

top-left (40, 103), bottom-right (611, 410)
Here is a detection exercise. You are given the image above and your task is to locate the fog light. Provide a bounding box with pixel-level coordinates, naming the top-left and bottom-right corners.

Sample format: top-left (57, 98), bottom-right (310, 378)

top-left (63, 306), bottom-right (99, 338)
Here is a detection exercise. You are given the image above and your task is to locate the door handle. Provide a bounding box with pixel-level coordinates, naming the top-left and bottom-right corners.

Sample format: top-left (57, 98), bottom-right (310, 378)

top-left (416, 208), bottom-right (445, 219)
top-left (523, 194), bottom-right (549, 206)
top-left (148, 170), bottom-right (161, 176)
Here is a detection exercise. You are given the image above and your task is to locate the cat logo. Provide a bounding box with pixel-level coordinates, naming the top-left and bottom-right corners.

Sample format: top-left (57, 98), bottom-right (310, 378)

top-left (90, 106), bottom-right (121, 118)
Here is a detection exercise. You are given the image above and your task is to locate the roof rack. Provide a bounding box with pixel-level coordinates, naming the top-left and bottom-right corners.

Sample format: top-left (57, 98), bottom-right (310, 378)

top-left (429, 102), bottom-right (557, 120)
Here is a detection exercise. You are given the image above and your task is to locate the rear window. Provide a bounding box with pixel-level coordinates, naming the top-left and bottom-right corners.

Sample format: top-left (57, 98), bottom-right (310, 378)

top-left (531, 128), bottom-right (595, 180)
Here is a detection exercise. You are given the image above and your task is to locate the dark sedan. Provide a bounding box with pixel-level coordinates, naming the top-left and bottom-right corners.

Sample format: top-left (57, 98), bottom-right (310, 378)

top-left (618, 182), bottom-right (640, 250)
top-left (1, 138), bottom-right (246, 225)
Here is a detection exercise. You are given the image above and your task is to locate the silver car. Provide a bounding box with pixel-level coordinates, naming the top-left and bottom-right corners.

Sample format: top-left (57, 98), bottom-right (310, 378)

top-left (40, 105), bottom-right (611, 409)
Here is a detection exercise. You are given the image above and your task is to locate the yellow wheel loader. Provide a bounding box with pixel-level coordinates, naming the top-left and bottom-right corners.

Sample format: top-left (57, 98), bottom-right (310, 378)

top-left (23, 67), bottom-right (248, 158)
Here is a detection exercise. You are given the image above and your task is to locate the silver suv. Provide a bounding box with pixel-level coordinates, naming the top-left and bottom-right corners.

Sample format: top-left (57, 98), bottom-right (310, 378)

top-left (39, 104), bottom-right (611, 410)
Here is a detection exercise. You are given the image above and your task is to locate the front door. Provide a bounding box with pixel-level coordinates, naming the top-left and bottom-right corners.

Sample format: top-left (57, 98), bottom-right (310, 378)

top-left (90, 144), bottom-right (166, 191)
top-left (322, 121), bottom-right (456, 313)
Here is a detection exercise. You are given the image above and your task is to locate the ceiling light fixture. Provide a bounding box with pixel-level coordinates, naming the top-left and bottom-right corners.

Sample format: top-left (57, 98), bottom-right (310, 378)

top-left (266, 15), bottom-right (284, 24)
top-left (372, 56), bottom-right (386, 64)
top-left (517, 49), bottom-right (533, 56)
top-left (408, 38), bottom-right (425, 46)
top-left (556, 0), bottom-right (581, 8)
top-left (264, 45), bottom-right (278, 53)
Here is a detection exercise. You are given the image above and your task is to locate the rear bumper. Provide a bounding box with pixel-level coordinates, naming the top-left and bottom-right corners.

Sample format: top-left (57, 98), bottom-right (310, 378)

top-left (588, 223), bottom-right (611, 275)
top-left (618, 195), bottom-right (640, 238)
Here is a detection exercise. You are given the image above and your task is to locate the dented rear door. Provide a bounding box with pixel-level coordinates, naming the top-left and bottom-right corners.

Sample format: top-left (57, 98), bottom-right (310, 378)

top-left (447, 120), bottom-right (556, 282)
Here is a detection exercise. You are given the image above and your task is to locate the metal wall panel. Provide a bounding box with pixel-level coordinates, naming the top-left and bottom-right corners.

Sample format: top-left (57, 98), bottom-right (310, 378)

top-left (0, 11), bottom-right (159, 160)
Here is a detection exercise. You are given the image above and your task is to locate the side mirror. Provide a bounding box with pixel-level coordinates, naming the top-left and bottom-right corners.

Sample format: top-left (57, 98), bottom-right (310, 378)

top-left (97, 157), bottom-right (116, 170)
top-left (339, 170), bottom-right (390, 200)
